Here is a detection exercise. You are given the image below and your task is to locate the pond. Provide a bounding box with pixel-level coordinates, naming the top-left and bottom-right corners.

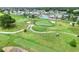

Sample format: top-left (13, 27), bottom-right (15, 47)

top-left (39, 15), bottom-right (49, 19)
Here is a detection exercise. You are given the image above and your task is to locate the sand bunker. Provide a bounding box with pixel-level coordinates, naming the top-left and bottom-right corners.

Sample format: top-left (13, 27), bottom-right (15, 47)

top-left (2, 46), bottom-right (28, 52)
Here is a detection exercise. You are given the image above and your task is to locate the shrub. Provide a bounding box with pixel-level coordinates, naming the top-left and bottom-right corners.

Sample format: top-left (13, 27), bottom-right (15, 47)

top-left (0, 48), bottom-right (4, 52)
top-left (56, 33), bottom-right (60, 37)
top-left (69, 39), bottom-right (77, 47)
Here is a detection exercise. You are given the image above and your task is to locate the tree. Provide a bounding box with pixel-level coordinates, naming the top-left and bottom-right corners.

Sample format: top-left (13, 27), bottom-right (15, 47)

top-left (0, 14), bottom-right (16, 28)
top-left (66, 9), bottom-right (74, 21)
top-left (56, 33), bottom-right (60, 37)
top-left (73, 9), bottom-right (79, 16)
top-left (44, 8), bottom-right (51, 12)
top-left (31, 14), bottom-right (36, 18)
top-left (69, 39), bottom-right (77, 47)
top-left (72, 22), bottom-right (75, 27)
top-left (77, 20), bottom-right (79, 25)
top-left (72, 16), bottom-right (77, 22)
top-left (70, 15), bottom-right (77, 27)
top-left (0, 9), bottom-right (3, 13)
top-left (61, 14), bottom-right (68, 20)
top-left (77, 35), bottom-right (79, 37)
top-left (29, 14), bottom-right (37, 24)
top-left (67, 9), bottom-right (77, 27)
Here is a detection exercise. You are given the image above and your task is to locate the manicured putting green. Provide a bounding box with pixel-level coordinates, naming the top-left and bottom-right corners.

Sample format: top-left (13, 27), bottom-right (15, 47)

top-left (36, 19), bottom-right (54, 27)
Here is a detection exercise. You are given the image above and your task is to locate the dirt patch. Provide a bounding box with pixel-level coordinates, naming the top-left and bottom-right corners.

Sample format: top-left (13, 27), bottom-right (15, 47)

top-left (2, 46), bottom-right (28, 52)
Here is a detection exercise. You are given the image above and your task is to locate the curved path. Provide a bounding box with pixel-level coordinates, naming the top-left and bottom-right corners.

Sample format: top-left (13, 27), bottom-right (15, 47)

top-left (28, 24), bottom-right (77, 37)
top-left (0, 29), bottom-right (24, 34)
top-left (27, 24), bottom-right (56, 33)
top-left (0, 22), bottom-right (77, 37)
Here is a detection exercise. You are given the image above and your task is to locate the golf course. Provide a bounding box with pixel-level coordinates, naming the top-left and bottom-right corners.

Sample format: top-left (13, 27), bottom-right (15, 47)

top-left (0, 8), bottom-right (79, 52)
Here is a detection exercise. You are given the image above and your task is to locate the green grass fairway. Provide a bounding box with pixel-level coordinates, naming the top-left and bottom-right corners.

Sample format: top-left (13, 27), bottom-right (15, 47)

top-left (0, 14), bottom-right (79, 52)
top-left (0, 13), bottom-right (4, 16)
top-left (36, 19), bottom-right (54, 27)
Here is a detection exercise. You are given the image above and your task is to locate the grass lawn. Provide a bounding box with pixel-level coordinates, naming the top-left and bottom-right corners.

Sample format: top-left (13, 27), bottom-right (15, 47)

top-left (0, 15), bottom-right (79, 52)
top-left (32, 25), bottom-right (47, 32)
top-left (35, 19), bottom-right (54, 27)
top-left (0, 13), bottom-right (4, 16)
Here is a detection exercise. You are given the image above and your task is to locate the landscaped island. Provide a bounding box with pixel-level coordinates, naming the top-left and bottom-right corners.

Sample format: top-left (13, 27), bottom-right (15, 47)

top-left (0, 7), bottom-right (79, 52)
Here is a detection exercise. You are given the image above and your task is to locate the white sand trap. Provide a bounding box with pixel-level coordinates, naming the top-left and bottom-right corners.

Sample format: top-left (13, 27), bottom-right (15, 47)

top-left (3, 46), bottom-right (28, 52)
top-left (50, 21), bottom-right (55, 24)
top-left (27, 21), bottom-right (31, 24)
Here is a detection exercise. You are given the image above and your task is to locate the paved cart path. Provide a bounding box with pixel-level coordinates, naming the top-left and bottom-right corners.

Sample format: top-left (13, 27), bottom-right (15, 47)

top-left (0, 23), bottom-right (77, 37)
top-left (0, 29), bottom-right (24, 34)
top-left (28, 24), bottom-right (77, 37)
